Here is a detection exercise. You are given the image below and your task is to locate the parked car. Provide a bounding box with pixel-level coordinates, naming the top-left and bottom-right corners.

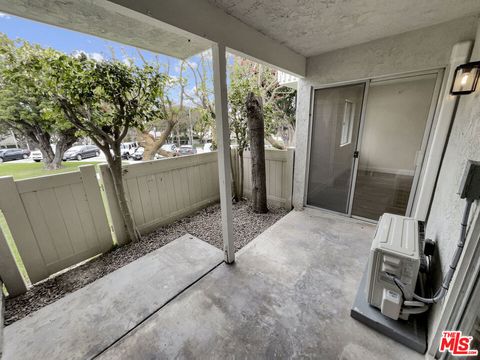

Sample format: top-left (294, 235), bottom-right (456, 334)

top-left (31, 150), bottom-right (43, 162)
top-left (203, 142), bottom-right (213, 152)
top-left (161, 143), bottom-right (177, 155)
top-left (120, 142), bottom-right (138, 159)
top-left (63, 145), bottom-right (100, 161)
top-left (177, 145), bottom-right (197, 156)
top-left (0, 148), bottom-right (29, 163)
top-left (31, 144), bottom-right (55, 162)
top-left (132, 147), bottom-right (144, 161)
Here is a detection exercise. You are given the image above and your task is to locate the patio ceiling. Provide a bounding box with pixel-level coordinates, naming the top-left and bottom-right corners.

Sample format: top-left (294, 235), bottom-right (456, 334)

top-left (207, 0), bottom-right (480, 57)
top-left (0, 0), bottom-right (211, 60)
top-left (0, 0), bottom-right (308, 75)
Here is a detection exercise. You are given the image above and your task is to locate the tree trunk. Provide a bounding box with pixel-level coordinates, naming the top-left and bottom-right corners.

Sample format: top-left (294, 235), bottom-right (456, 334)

top-left (238, 149), bottom-right (244, 200)
top-left (246, 92), bottom-right (268, 213)
top-left (25, 126), bottom-right (77, 170)
top-left (140, 120), bottom-right (175, 160)
top-left (229, 148), bottom-right (244, 202)
top-left (38, 140), bottom-right (55, 168)
top-left (32, 130), bottom-right (56, 169)
top-left (48, 129), bottom-right (77, 170)
top-left (287, 124), bottom-right (295, 147)
top-left (230, 149), bottom-right (239, 202)
top-left (109, 156), bottom-right (141, 243)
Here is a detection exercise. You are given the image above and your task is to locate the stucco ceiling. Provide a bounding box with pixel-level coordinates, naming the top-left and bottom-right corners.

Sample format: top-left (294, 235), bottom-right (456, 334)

top-left (207, 0), bottom-right (480, 57)
top-left (0, 0), bottom-right (211, 59)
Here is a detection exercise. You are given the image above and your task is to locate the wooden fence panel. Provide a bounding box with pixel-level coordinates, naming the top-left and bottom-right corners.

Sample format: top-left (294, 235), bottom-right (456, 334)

top-left (0, 165), bottom-right (113, 286)
top-left (238, 148), bottom-right (294, 209)
top-left (101, 152), bottom-right (220, 243)
top-left (0, 148), bottom-right (292, 294)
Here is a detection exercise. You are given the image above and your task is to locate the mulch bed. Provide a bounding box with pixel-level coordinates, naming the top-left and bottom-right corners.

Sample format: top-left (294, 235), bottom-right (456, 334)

top-left (4, 200), bottom-right (288, 325)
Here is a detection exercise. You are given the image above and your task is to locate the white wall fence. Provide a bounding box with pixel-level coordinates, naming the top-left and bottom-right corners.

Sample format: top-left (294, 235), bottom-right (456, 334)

top-left (232, 148), bottom-right (294, 209)
top-left (0, 149), bottom-right (294, 296)
top-left (0, 166), bottom-right (112, 295)
top-left (100, 152), bottom-right (220, 245)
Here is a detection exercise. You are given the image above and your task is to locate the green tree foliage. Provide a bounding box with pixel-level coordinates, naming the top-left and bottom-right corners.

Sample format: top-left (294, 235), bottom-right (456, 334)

top-left (193, 108), bottom-right (214, 145)
top-left (185, 51), bottom-right (216, 145)
top-left (46, 53), bottom-right (168, 242)
top-left (228, 56), bottom-right (296, 199)
top-left (229, 56), bottom-right (296, 148)
top-left (135, 54), bottom-right (188, 160)
top-left (0, 35), bottom-right (78, 169)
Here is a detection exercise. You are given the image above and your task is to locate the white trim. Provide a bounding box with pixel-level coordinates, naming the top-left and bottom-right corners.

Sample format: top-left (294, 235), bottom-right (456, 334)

top-left (348, 81), bottom-right (370, 216)
top-left (308, 67), bottom-right (445, 90)
top-left (304, 68), bottom-right (442, 218)
top-left (406, 69), bottom-right (444, 216)
top-left (357, 166), bottom-right (415, 177)
top-left (303, 86), bottom-right (316, 207)
top-left (340, 99), bottom-right (355, 147)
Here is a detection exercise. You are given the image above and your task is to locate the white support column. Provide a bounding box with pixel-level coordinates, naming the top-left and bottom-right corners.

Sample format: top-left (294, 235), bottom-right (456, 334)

top-left (411, 41), bottom-right (473, 221)
top-left (212, 43), bottom-right (235, 264)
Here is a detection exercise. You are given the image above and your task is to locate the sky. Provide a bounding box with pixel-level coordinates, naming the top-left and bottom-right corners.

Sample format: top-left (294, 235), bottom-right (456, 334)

top-left (0, 12), bottom-right (214, 106)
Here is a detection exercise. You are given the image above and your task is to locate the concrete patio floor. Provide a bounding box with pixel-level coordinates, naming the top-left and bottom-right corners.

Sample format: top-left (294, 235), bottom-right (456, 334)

top-left (3, 235), bottom-right (224, 360)
top-left (5, 208), bottom-right (424, 359)
top-left (98, 208), bottom-right (422, 359)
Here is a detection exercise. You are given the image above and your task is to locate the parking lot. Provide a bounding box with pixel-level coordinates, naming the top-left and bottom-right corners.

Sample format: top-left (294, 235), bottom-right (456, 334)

top-left (1, 152), bottom-right (137, 165)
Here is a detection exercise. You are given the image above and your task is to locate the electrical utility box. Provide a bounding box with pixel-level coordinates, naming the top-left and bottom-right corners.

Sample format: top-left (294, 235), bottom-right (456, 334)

top-left (366, 213), bottom-right (421, 320)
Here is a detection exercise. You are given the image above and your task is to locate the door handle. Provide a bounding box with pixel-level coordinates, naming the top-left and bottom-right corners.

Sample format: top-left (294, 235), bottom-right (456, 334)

top-left (353, 151), bottom-right (359, 159)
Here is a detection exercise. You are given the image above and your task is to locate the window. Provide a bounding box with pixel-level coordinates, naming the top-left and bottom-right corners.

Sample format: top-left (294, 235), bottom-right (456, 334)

top-left (340, 99), bottom-right (355, 146)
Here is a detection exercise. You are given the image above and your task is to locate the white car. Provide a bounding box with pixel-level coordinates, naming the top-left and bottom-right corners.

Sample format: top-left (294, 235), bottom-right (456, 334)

top-left (161, 144), bottom-right (177, 154)
top-left (177, 145), bottom-right (197, 156)
top-left (31, 144), bottom-right (56, 162)
top-left (203, 142), bottom-right (213, 152)
top-left (132, 147), bottom-right (144, 160)
top-left (120, 142), bottom-right (138, 159)
top-left (31, 150), bottom-right (44, 162)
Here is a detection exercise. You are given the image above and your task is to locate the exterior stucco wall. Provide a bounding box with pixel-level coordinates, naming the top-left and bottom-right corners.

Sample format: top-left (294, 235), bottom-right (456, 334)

top-left (293, 15), bottom-right (479, 209)
top-left (426, 21), bottom-right (480, 350)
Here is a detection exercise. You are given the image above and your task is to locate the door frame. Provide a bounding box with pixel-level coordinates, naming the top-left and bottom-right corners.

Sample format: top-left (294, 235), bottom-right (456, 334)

top-left (403, 70), bottom-right (444, 216)
top-left (347, 80), bottom-right (370, 216)
top-left (305, 68), bottom-right (444, 221)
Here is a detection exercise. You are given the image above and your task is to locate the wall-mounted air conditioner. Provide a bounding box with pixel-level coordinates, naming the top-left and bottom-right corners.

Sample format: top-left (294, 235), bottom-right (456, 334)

top-left (366, 214), bottom-right (423, 320)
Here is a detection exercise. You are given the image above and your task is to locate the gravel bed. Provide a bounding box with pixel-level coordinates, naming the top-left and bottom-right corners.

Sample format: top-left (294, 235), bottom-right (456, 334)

top-left (4, 200), bottom-right (288, 325)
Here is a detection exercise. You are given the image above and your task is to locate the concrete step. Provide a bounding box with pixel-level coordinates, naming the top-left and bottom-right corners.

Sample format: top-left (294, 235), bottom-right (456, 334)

top-left (3, 235), bottom-right (223, 360)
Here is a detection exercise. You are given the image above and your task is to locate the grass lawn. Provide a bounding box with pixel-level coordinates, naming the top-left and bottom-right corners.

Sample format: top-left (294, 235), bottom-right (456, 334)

top-left (0, 161), bottom-right (102, 180)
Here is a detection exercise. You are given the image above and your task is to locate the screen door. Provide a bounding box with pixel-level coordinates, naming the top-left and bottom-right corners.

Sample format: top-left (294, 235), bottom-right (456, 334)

top-left (306, 83), bottom-right (365, 213)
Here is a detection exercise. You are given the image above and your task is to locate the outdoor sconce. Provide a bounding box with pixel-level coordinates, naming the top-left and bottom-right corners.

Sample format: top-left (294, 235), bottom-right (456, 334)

top-left (450, 61), bottom-right (480, 95)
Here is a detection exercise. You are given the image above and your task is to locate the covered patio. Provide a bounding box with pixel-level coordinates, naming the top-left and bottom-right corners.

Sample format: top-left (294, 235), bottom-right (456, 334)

top-left (1, 1), bottom-right (480, 359)
top-left (3, 208), bottom-right (421, 359)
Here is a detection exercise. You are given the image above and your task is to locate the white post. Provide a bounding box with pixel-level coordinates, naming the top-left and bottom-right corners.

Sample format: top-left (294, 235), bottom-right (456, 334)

top-left (412, 41), bottom-right (473, 221)
top-left (0, 225), bottom-right (27, 296)
top-left (212, 43), bottom-right (235, 264)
